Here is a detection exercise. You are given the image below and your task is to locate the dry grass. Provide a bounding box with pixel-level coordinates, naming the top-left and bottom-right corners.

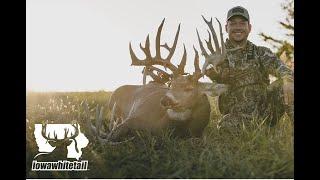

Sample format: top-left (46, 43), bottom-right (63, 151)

top-left (26, 91), bottom-right (293, 178)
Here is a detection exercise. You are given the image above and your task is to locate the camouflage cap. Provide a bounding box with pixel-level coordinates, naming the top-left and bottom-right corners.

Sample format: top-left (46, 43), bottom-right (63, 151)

top-left (227, 6), bottom-right (250, 22)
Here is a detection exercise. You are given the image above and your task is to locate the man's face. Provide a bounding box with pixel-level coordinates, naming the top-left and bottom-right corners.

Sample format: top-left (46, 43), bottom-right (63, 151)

top-left (225, 16), bottom-right (251, 44)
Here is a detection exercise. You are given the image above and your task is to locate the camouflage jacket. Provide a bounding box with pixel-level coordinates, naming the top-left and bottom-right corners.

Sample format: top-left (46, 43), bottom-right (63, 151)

top-left (206, 39), bottom-right (293, 88)
top-left (206, 39), bottom-right (293, 119)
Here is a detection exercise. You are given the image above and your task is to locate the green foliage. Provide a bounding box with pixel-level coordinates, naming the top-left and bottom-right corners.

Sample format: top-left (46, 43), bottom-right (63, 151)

top-left (26, 92), bottom-right (293, 178)
top-left (259, 0), bottom-right (294, 69)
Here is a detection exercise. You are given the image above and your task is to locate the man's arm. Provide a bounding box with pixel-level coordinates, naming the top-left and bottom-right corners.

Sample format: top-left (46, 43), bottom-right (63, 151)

top-left (258, 46), bottom-right (294, 106)
top-left (258, 46), bottom-right (293, 80)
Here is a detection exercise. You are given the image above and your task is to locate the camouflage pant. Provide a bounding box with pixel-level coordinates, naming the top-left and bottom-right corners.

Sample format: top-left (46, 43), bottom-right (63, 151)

top-left (217, 80), bottom-right (293, 131)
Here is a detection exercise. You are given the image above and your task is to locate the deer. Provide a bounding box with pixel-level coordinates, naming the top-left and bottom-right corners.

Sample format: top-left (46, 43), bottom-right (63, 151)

top-left (84, 18), bottom-right (229, 145)
top-left (34, 122), bottom-right (79, 161)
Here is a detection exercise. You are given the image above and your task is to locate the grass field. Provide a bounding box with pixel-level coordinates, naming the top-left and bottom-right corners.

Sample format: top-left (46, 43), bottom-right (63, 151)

top-left (26, 91), bottom-right (293, 178)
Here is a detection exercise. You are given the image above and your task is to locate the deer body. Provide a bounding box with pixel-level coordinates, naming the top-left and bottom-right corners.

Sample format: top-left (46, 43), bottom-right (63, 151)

top-left (106, 81), bottom-right (212, 139)
top-left (85, 18), bottom-right (228, 144)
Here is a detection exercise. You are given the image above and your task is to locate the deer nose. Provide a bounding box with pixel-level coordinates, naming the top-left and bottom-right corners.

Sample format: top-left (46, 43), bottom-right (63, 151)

top-left (160, 95), bottom-right (179, 108)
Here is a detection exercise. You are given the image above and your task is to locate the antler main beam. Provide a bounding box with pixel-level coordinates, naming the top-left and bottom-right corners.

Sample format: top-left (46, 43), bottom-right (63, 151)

top-left (193, 46), bottom-right (202, 81)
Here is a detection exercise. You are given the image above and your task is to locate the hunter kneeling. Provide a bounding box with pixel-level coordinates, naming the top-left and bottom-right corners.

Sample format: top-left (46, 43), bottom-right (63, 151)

top-left (203, 6), bottom-right (294, 131)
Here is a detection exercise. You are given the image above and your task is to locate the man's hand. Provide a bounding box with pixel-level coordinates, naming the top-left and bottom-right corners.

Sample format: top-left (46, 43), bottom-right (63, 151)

top-left (205, 66), bottom-right (214, 76)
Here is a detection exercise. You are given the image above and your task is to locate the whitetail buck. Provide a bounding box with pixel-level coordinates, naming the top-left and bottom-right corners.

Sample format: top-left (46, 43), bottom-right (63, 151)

top-left (85, 18), bottom-right (228, 145)
top-left (34, 122), bottom-right (79, 160)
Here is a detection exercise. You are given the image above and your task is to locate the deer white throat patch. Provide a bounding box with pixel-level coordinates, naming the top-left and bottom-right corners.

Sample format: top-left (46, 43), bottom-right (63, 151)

top-left (166, 109), bottom-right (192, 121)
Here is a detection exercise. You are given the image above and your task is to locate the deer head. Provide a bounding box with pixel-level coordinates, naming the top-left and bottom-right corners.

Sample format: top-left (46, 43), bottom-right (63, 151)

top-left (41, 122), bottom-right (80, 153)
top-left (130, 19), bottom-right (209, 121)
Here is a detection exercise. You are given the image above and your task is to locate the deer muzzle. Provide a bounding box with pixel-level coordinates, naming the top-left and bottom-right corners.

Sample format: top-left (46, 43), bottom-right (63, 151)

top-left (160, 95), bottom-right (192, 121)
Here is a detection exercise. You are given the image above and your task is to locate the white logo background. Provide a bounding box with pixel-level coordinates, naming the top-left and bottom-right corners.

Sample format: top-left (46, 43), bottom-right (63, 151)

top-left (34, 124), bottom-right (89, 160)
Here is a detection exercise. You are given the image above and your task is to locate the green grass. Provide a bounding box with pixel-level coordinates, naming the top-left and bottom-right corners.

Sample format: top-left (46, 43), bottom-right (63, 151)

top-left (26, 91), bottom-right (293, 178)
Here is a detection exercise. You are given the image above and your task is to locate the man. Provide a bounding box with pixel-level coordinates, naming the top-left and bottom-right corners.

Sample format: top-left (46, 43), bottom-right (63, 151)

top-left (205, 6), bottom-right (294, 130)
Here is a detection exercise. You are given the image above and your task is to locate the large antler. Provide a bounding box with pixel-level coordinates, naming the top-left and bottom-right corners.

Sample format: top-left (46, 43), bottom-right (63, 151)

top-left (83, 101), bottom-right (134, 145)
top-left (41, 121), bottom-right (80, 152)
top-left (41, 122), bottom-right (58, 142)
top-left (196, 16), bottom-right (227, 74)
top-left (197, 16), bottom-right (243, 74)
top-left (129, 18), bottom-right (187, 80)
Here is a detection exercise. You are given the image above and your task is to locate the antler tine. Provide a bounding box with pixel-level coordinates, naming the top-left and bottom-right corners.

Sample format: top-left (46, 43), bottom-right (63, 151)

top-left (106, 101), bottom-right (137, 141)
top-left (146, 70), bottom-right (165, 83)
top-left (164, 23), bottom-right (181, 62)
top-left (155, 19), bottom-right (180, 73)
top-left (202, 15), bottom-right (221, 54)
top-left (205, 30), bottom-right (215, 54)
top-left (139, 35), bottom-right (152, 61)
top-left (196, 28), bottom-right (209, 57)
top-left (193, 46), bottom-right (202, 81)
top-left (64, 128), bottom-right (69, 138)
top-left (142, 67), bottom-right (147, 85)
top-left (155, 18), bottom-right (165, 60)
top-left (146, 70), bottom-right (159, 82)
top-left (142, 66), bottom-right (167, 84)
top-left (98, 106), bottom-right (104, 134)
top-left (109, 102), bottom-right (116, 132)
top-left (130, 34), bottom-right (152, 66)
top-left (159, 42), bottom-right (169, 71)
top-left (160, 43), bottom-right (170, 51)
top-left (41, 122), bottom-right (57, 141)
top-left (176, 44), bottom-right (187, 75)
top-left (67, 122), bottom-right (80, 153)
top-left (130, 18), bottom-right (179, 74)
top-left (215, 17), bottom-right (225, 57)
top-left (129, 42), bottom-right (142, 65)
top-left (148, 66), bottom-right (170, 77)
top-left (146, 66), bottom-right (171, 83)
top-left (70, 122), bottom-right (79, 138)
top-left (95, 104), bottom-right (100, 133)
top-left (41, 122), bottom-right (47, 139)
top-left (54, 131), bottom-right (58, 140)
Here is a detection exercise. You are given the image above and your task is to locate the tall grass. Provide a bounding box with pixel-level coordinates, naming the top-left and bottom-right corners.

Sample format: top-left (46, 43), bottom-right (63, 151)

top-left (26, 91), bottom-right (293, 178)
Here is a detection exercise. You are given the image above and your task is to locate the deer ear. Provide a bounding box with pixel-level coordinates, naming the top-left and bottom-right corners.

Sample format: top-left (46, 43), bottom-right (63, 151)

top-left (66, 140), bottom-right (73, 146)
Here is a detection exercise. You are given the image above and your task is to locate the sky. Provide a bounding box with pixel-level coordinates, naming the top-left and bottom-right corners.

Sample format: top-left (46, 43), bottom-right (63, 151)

top-left (26, 0), bottom-right (291, 92)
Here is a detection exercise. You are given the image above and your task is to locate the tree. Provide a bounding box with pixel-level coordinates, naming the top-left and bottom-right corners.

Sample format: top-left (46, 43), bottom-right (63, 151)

top-left (259, 0), bottom-right (294, 70)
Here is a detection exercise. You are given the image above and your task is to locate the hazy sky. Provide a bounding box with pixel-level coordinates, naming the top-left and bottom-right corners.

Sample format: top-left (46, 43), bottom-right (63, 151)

top-left (26, 0), bottom-right (291, 92)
